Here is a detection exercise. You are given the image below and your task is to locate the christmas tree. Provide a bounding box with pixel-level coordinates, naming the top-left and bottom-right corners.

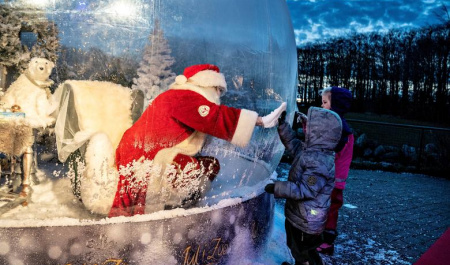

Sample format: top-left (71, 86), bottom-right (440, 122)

top-left (132, 20), bottom-right (175, 110)
top-left (0, 6), bottom-right (23, 88)
top-left (0, 5), bottom-right (59, 88)
top-left (0, 6), bottom-right (23, 68)
top-left (28, 21), bottom-right (60, 64)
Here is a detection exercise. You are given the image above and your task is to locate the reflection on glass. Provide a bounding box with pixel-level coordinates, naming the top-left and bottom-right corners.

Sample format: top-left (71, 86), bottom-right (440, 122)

top-left (0, 0), bottom-right (296, 263)
top-left (0, 0), bottom-right (297, 222)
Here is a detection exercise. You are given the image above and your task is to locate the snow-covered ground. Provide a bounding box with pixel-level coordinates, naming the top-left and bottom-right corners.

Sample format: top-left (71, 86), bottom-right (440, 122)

top-left (259, 201), bottom-right (412, 265)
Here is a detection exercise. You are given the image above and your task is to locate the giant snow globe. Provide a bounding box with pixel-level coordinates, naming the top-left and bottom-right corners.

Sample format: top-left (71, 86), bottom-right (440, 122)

top-left (0, 0), bottom-right (297, 264)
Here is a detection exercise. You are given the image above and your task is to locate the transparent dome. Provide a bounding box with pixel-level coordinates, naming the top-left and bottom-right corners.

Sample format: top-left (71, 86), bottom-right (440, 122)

top-left (0, 0), bottom-right (297, 263)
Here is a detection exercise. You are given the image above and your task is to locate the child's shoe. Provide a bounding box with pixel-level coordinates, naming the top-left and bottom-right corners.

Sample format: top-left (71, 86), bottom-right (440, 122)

top-left (316, 243), bottom-right (334, 256)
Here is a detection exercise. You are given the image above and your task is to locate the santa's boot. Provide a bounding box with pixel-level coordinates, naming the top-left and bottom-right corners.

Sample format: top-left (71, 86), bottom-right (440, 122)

top-left (178, 156), bottom-right (220, 209)
top-left (197, 156), bottom-right (220, 181)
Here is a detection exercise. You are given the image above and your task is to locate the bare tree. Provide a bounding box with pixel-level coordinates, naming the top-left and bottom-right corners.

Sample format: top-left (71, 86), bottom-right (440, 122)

top-left (296, 21), bottom-right (450, 124)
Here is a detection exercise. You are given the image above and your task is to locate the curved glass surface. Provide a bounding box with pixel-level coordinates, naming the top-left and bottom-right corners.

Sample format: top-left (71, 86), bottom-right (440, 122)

top-left (0, 0), bottom-right (297, 263)
top-left (0, 0), bottom-right (297, 222)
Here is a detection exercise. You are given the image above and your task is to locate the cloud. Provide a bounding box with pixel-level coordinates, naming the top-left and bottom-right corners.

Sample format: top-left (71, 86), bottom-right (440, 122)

top-left (286, 0), bottom-right (444, 46)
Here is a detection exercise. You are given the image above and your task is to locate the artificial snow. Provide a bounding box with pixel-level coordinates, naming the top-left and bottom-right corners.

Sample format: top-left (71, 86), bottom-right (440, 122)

top-left (0, 152), bottom-right (273, 227)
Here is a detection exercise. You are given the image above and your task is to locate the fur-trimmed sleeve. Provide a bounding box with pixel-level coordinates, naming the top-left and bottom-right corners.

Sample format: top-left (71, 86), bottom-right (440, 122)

top-left (172, 90), bottom-right (257, 147)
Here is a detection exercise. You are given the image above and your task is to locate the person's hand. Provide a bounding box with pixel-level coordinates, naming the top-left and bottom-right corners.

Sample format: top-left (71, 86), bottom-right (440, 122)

top-left (278, 111), bottom-right (287, 125)
top-left (296, 111), bottom-right (308, 124)
top-left (264, 183), bottom-right (275, 194)
top-left (261, 102), bottom-right (287, 128)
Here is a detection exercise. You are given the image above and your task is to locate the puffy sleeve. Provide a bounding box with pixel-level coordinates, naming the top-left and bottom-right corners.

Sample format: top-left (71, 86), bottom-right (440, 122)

top-left (277, 122), bottom-right (303, 157)
top-left (273, 175), bottom-right (328, 201)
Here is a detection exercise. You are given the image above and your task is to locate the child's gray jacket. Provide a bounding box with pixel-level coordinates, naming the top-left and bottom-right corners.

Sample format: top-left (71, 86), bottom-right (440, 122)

top-left (274, 107), bottom-right (342, 234)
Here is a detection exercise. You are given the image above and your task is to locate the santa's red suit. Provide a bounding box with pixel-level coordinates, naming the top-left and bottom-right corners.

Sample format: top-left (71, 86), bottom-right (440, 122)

top-left (109, 64), bottom-right (258, 217)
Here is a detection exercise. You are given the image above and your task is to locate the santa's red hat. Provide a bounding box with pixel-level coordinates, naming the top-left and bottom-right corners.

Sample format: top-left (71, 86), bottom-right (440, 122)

top-left (175, 64), bottom-right (227, 92)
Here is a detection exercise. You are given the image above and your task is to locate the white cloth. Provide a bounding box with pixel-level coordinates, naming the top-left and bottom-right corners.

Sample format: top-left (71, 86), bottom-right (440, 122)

top-left (53, 80), bottom-right (136, 215)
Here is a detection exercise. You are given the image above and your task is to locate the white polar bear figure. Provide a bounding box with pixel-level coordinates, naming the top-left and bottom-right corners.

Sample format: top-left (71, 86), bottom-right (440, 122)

top-left (1, 57), bottom-right (56, 128)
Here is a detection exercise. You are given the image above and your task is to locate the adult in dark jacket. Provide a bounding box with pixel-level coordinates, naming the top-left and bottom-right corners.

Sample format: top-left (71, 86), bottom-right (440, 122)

top-left (266, 106), bottom-right (342, 265)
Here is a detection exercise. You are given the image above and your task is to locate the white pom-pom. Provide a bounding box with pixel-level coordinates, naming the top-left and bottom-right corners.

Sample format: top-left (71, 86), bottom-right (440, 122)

top-left (175, 75), bottom-right (187, 85)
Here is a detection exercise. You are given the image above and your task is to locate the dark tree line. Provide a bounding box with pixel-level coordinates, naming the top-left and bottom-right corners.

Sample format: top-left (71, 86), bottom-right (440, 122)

top-left (297, 21), bottom-right (450, 125)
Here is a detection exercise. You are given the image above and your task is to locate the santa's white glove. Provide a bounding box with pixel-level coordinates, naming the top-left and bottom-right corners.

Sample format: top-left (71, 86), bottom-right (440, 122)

top-left (261, 102), bottom-right (287, 128)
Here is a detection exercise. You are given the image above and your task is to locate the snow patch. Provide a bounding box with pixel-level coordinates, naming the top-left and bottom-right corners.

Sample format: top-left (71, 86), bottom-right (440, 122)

top-left (48, 245), bottom-right (62, 259)
top-left (0, 241), bottom-right (10, 255)
top-left (140, 233), bottom-right (152, 245)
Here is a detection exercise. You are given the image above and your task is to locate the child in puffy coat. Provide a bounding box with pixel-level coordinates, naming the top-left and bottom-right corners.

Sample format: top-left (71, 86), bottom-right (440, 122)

top-left (265, 106), bottom-right (342, 265)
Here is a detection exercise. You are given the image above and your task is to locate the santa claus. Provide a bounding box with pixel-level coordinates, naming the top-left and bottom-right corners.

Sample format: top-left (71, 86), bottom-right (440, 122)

top-left (109, 64), bottom-right (286, 217)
